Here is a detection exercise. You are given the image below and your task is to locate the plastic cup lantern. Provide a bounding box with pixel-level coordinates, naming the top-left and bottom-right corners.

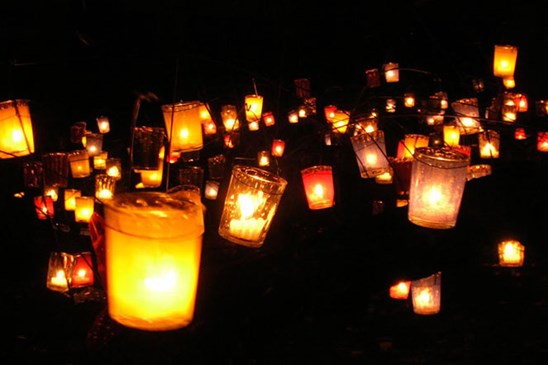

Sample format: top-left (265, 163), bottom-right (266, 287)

top-left (301, 165), bottom-right (335, 210)
top-left (102, 191), bottom-right (204, 331)
top-left (162, 101), bottom-right (204, 154)
top-left (498, 240), bottom-right (525, 267)
top-left (408, 147), bottom-right (470, 229)
top-left (411, 272), bottom-right (442, 315)
top-left (0, 99), bottom-right (35, 159)
top-left (218, 165), bottom-right (288, 248)
top-left (350, 130), bottom-right (390, 178)
top-left (493, 44), bottom-right (518, 78)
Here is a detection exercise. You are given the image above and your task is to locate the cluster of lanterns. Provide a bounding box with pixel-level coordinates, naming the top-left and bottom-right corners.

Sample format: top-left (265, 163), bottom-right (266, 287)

top-left (1, 43), bottom-right (538, 331)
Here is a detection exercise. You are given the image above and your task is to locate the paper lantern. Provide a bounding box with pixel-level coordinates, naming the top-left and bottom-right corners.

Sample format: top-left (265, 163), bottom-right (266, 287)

top-left (411, 272), bottom-right (442, 315)
top-left (324, 105), bottom-right (337, 122)
top-left (514, 127), bottom-right (527, 140)
top-left (70, 252), bottom-right (95, 288)
top-left (498, 240), bottom-right (525, 267)
top-left (74, 196), bottom-right (95, 223)
top-left (96, 116), bottom-right (110, 134)
top-left (46, 252), bottom-right (70, 292)
top-left (43, 185), bottom-right (58, 202)
top-left (218, 165), bottom-right (287, 248)
top-left (84, 132), bottom-right (103, 157)
top-left (244, 94), bottom-right (263, 123)
top-left (95, 174), bottom-right (116, 201)
top-left (204, 180), bottom-right (220, 200)
top-left (64, 188), bottom-right (81, 211)
top-left (106, 158), bottom-right (122, 181)
top-left (350, 130), bottom-right (390, 178)
top-left (34, 195), bottom-right (54, 220)
top-left (262, 111), bottom-right (275, 127)
top-left (404, 93), bottom-right (415, 108)
top-left (452, 98), bottom-right (481, 135)
top-left (162, 101), bottom-right (204, 153)
top-left (68, 149), bottom-right (91, 178)
top-left (301, 165), bottom-right (335, 210)
top-left (384, 62), bottom-right (399, 83)
top-left (493, 44), bottom-right (518, 78)
top-left (389, 280), bottom-right (411, 300)
top-left (443, 124), bottom-right (460, 147)
top-left (330, 110), bottom-right (350, 134)
top-left (220, 104), bottom-right (240, 131)
top-left (408, 147), bottom-right (470, 229)
top-left (271, 139), bottom-right (286, 157)
top-left (478, 130), bottom-right (500, 159)
top-left (0, 99), bottom-right (35, 159)
top-left (257, 150), bottom-right (270, 167)
top-left (537, 132), bottom-right (548, 152)
top-left (288, 110), bottom-right (299, 124)
top-left (93, 151), bottom-right (108, 170)
top-left (103, 191), bottom-right (204, 331)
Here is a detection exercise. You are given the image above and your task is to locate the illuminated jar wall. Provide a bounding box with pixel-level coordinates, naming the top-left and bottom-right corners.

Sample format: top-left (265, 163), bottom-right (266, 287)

top-left (411, 272), bottom-right (442, 315)
top-left (0, 99), bottom-right (35, 159)
top-left (103, 192), bottom-right (204, 331)
top-left (218, 165), bottom-right (288, 248)
top-left (408, 147), bottom-right (470, 229)
top-left (350, 130), bottom-right (390, 178)
top-left (162, 101), bottom-right (204, 153)
top-left (301, 165), bottom-right (335, 210)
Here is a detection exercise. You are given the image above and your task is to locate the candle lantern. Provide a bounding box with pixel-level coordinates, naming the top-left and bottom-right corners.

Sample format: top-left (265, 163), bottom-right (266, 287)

top-left (84, 133), bottom-right (103, 157)
top-left (0, 99), bottom-right (35, 159)
top-left (404, 93), bottom-right (415, 108)
top-left (537, 132), bottom-right (548, 152)
top-left (384, 62), bottom-right (399, 83)
top-left (514, 127), bottom-right (527, 140)
top-left (106, 158), bottom-right (122, 181)
top-left (93, 151), bottom-right (108, 170)
top-left (411, 272), bottom-right (442, 315)
top-left (493, 44), bottom-right (518, 78)
top-left (68, 149), bottom-right (91, 178)
top-left (204, 180), bottom-right (220, 200)
top-left (42, 152), bottom-right (69, 188)
top-left (220, 104), bottom-right (240, 131)
top-left (478, 130), bottom-right (500, 159)
top-left (95, 174), bottom-right (116, 201)
top-left (385, 98), bottom-right (397, 113)
top-left (23, 161), bottom-right (43, 189)
top-left (262, 111), bottom-right (275, 127)
top-left (244, 94), bottom-right (263, 123)
top-left (43, 185), bottom-right (59, 202)
top-left (70, 121), bottom-right (87, 144)
top-left (96, 115), bottom-right (110, 134)
top-left (139, 164), bottom-right (164, 188)
top-left (389, 157), bottom-right (413, 206)
top-left (443, 124), bottom-right (460, 147)
top-left (218, 165), bottom-right (288, 248)
top-left (408, 147), bottom-right (470, 229)
top-left (398, 134), bottom-right (429, 160)
top-left (271, 139), bottom-right (286, 157)
top-left (301, 165), bottom-right (335, 210)
top-left (503, 77), bottom-right (515, 89)
top-left (257, 150), bottom-right (270, 167)
top-left (34, 195), bottom-right (54, 220)
top-left (223, 132), bottom-right (239, 148)
top-left (199, 103), bottom-right (216, 135)
top-left (162, 101), bottom-right (204, 154)
top-left (498, 240), bottom-right (525, 267)
top-left (248, 120), bottom-right (260, 131)
top-left (514, 93), bottom-right (528, 112)
top-left (389, 280), bottom-right (411, 300)
top-left (350, 130), bottom-right (390, 178)
top-left (132, 126), bottom-right (166, 171)
top-left (46, 252), bottom-right (70, 292)
top-left (74, 196), bottom-right (95, 223)
top-left (70, 252), bottom-right (95, 288)
top-left (288, 110), bottom-right (299, 124)
top-left (64, 188), bottom-right (81, 211)
top-left (365, 68), bottom-right (381, 88)
top-left (502, 98), bottom-right (517, 122)
top-left (102, 191), bottom-right (204, 331)
top-left (355, 116), bottom-right (377, 135)
top-left (330, 110), bottom-right (350, 133)
top-left (324, 105), bottom-right (337, 122)
top-left (451, 98), bottom-right (481, 135)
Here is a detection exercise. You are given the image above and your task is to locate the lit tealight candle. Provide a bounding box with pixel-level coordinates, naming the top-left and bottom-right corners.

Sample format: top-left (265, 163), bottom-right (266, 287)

top-left (389, 280), bottom-right (411, 300)
top-left (228, 193), bottom-right (267, 242)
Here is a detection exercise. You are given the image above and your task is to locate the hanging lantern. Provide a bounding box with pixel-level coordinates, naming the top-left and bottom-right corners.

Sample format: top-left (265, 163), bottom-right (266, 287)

top-left (46, 252), bottom-right (70, 293)
top-left (271, 139), bottom-right (286, 157)
top-left (288, 110), bottom-right (299, 124)
top-left (102, 191), bottom-right (204, 331)
top-left (502, 97), bottom-right (517, 122)
top-left (42, 152), bottom-right (69, 188)
top-left (514, 127), bottom-right (527, 140)
top-left (223, 132), bottom-right (238, 149)
top-left (95, 174), bottom-right (116, 201)
top-left (262, 111), bottom-right (276, 127)
top-left (408, 147), bottom-right (470, 229)
top-left (93, 151), bottom-right (108, 170)
top-left (131, 126), bottom-right (166, 171)
top-left (404, 93), bottom-right (415, 108)
top-left (355, 115), bottom-right (377, 135)
top-left (443, 123), bottom-right (460, 147)
top-left (301, 165), bottom-right (335, 210)
top-left (503, 77), bottom-right (515, 89)
top-left (257, 150), bottom-right (270, 167)
top-left (70, 252), bottom-right (95, 288)
top-left (365, 68), bottom-right (381, 88)
top-left (68, 149), bottom-right (91, 178)
top-left (330, 110), bottom-right (350, 134)
top-left (106, 158), bottom-right (122, 181)
top-left (493, 44), bottom-right (518, 78)
top-left (218, 165), bottom-right (287, 248)
top-left (385, 98), bottom-right (397, 113)
top-left (248, 120), bottom-right (260, 131)
top-left (84, 133), bottom-right (103, 157)
top-left (324, 105), bottom-right (337, 122)
top-left (350, 130), bottom-right (390, 178)
top-left (514, 93), bottom-right (528, 112)
top-left (411, 272), bottom-right (442, 315)
top-left (244, 94), bottom-right (263, 123)
top-left (198, 103), bottom-right (216, 136)
top-left (452, 98), bottom-right (481, 135)
top-left (204, 180), bottom-right (220, 200)
top-left (398, 134), bottom-right (429, 160)
top-left (64, 188), bottom-right (81, 211)
top-left (220, 104), bottom-right (240, 131)
top-left (389, 280), bottom-right (411, 300)
top-left (498, 240), bottom-right (525, 267)
top-left (162, 101), bottom-right (204, 154)
top-left (384, 62), bottom-right (399, 83)
top-left (96, 115), bottom-right (110, 134)
top-left (74, 196), bottom-right (95, 223)
top-left (478, 130), bottom-right (500, 159)
top-left (34, 195), bottom-right (54, 220)
top-left (0, 99), bottom-right (35, 159)
top-left (537, 132), bottom-right (548, 152)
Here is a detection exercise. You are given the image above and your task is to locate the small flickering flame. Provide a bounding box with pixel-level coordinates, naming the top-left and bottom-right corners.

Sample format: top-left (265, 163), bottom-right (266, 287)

top-left (426, 186), bottom-right (443, 206)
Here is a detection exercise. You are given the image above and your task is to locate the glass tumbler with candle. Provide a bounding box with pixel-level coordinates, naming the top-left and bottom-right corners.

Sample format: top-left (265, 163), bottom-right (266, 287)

top-left (102, 192), bottom-right (205, 331)
top-left (218, 165), bottom-right (288, 248)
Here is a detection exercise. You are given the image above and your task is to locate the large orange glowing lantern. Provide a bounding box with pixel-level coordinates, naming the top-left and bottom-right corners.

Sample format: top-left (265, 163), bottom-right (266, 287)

top-left (162, 101), bottom-right (204, 154)
top-left (0, 99), bottom-right (35, 159)
top-left (301, 165), bottom-right (335, 210)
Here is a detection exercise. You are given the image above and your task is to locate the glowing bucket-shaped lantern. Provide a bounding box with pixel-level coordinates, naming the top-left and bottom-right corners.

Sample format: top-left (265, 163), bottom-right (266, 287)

top-left (74, 196), bottom-right (95, 223)
top-left (95, 174), bottom-right (116, 201)
top-left (96, 115), bottom-right (110, 134)
top-left (64, 188), bottom-right (81, 211)
top-left (443, 124), bottom-right (460, 147)
top-left (218, 165), bottom-right (288, 248)
top-left (411, 272), bottom-right (442, 315)
top-left (493, 44), bottom-right (518, 78)
top-left (46, 251), bottom-right (70, 292)
top-left (106, 158), bottom-right (122, 181)
top-left (478, 130), bottom-right (500, 159)
top-left (162, 101), bottom-right (204, 153)
top-left (103, 191), bottom-right (204, 331)
top-left (452, 98), bottom-right (481, 135)
top-left (384, 62), bottom-right (399, 83)
top-left (350, 130), bottom-right (390, 178)
top-left (68, 149), bottom-right (91, 178)
top-left (244, 94), bottom-right (263, 123)
top-left (301, 165), bottom-right (335, 210)
top-left (46, 251), bottom-right (95, 292)
top-left (389, 280), bottom-right (411, 300)
top-left (498, 240), bottom-right (525, 267)
top-left (0, 99), bottom-right (35, 159)
top-left (408, 147), bottom-right (470, 229)
top-left (537, 132), bottom-right (548, 152)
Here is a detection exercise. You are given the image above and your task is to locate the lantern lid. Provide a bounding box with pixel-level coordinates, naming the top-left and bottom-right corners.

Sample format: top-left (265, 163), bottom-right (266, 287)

top-left (414, 147), bottom-right (470, 165)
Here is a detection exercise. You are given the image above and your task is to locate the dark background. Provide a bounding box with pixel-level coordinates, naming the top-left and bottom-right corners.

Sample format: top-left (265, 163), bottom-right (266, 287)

top-left (3, 1), bottom-right (548, 364)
